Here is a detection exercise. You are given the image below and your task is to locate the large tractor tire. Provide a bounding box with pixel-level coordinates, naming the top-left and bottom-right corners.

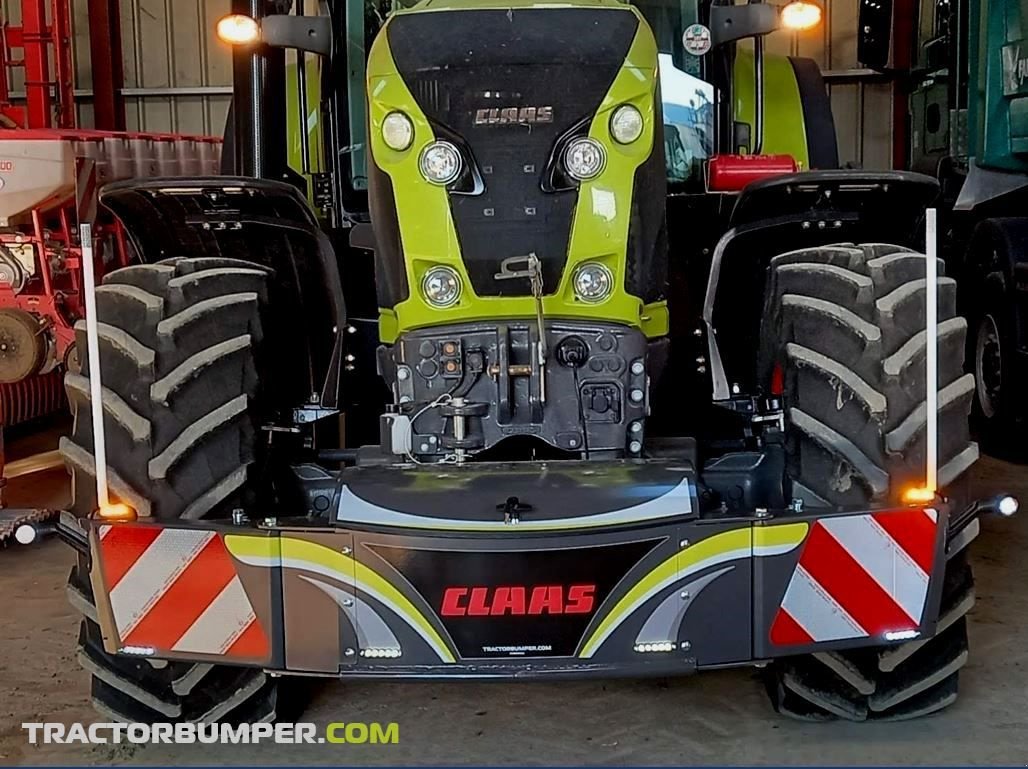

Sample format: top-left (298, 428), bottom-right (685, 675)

top-left (60, 257), bottom-right (284, 723)
top-left (759, 243), bottom-right (979, 721)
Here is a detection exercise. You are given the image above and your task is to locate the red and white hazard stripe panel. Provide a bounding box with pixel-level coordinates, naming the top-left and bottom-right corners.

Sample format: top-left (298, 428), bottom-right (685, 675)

top-left (96, 525), bottom-right (269, 661)
top-left (770, 509), bottom-right (939, 646)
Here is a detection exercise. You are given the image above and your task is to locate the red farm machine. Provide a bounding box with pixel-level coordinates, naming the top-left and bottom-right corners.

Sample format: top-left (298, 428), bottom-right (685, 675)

top-left (0, 129), bottom-right (222, 386)
top-left (0, 0), bottom-right (221, 543)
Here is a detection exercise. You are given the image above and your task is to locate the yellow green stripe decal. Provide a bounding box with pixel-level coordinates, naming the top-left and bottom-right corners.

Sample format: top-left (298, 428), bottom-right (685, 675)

top-left (579, 528), bottom-right (752, 658)
top-left (226, 534), bottom-right (455, 663)
top-left (579, 522), bottom-right (808, 659)
top-left (753, 522), bottom-right (809, 554)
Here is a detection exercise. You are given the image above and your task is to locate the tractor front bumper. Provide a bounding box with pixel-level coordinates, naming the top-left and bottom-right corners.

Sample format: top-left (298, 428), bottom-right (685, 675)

top-left (59, 460), bottom-right (983, 679)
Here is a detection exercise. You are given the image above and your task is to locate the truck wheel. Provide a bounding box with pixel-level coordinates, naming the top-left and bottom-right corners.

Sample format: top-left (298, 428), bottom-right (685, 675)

top-left (971, 274), bottom-right (1014, 452)
top-left (759, 243), bottom-right (978, 721)
top-left (60, 257), bottom-right (283, 723)
top-left (964, 219), bottom-right (1027, 455)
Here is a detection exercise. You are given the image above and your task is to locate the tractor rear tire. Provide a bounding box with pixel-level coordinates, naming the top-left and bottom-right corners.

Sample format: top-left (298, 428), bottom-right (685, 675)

top-left (759, 243), bottom-right (978, 721)
top-left (60, 257), bottom-right (284, 723)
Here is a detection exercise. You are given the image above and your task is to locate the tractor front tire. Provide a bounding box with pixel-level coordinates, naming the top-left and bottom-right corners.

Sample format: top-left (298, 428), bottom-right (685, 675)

top-left (759, 243), bottom-right (978, 721)
top-left (61, 257), bottom-right (284, 723)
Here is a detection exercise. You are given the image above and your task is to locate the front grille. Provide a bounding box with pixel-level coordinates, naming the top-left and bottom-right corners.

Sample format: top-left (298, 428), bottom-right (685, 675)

top-left (388, 8), bottom-right (638, 297)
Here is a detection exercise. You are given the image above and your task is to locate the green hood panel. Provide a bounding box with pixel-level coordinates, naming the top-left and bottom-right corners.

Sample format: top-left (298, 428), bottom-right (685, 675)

top-left (366, 4), bottom-right (668, 343)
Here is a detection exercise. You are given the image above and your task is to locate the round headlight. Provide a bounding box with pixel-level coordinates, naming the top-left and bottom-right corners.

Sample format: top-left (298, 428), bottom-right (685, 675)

top-left (422, 266), bottom-right (462, 307)
top-left (610, 104), bottom-right (644, 144)
top-left (573, 263), bottom-right (613, 303)
top-left (419, 141), bottom-right (463, 185)
top-left (563, 137), bottom-right (606, 181)
top-left (382, 112), bottom-right (414, 151)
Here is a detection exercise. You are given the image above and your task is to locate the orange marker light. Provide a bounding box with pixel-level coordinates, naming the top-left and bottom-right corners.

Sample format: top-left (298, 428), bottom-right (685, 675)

top-left (780, 1), bottom-right (823, 31)
top-left (901, 486), bottom-right (937, 506)
top-left (98, 502), bottom-right (138, 522)
top-left (216, 14), bottom-right (260, 45)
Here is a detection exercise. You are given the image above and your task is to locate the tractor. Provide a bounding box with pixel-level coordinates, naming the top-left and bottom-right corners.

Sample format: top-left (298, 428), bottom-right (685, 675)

top-left (861, 0), bottom-right (1028, 456)
top-left (56, 0), bottom-right (999, 725)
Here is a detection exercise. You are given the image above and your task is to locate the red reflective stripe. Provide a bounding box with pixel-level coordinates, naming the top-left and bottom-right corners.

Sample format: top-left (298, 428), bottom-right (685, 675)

top-left (100, 526), bottom-right (162, 590)
top-left (770, 363), bottom-right (785, 396)
top-left (123, 535), bottom-right (236, 648)
top-left (872, 509), bottom-right (936, 574)
top-left (770, 608), bottom-right (814, 646)
top-left (801, 523), bottom-right (917, 633)
top-left (225, 617), bottom-right (269, 659)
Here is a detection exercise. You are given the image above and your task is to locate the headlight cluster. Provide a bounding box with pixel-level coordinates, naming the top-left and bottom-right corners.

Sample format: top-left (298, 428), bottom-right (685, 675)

top-left (386, 103), bottom-right (643, 188)
top-left (381, 113), bottom-right (464, 186)
top-left (561, 103), bottom-right (643, 182)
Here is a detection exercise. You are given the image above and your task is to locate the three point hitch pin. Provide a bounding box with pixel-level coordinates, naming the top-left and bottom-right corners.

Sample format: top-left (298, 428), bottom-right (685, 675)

top-left (495, 253), bottom-right (548, 403)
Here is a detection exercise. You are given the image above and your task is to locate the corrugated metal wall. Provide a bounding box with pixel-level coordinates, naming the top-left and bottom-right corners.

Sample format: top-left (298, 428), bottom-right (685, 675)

top-left (3, 0), bottom-right (892, 166)
top-left (79, 0), bottom-right (232, 134)
top-left (1, 0), bottom-right (232, 135)
top-left (764, 0), bottom-right (896, 169)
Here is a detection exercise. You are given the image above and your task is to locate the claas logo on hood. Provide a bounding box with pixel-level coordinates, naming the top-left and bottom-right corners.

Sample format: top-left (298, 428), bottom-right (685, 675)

top-left (474, 106), bottom-right (554, 126)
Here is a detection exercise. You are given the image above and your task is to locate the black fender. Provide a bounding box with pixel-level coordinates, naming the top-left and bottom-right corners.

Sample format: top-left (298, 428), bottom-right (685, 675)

top-left (789, 57), bottom-right (839, 171)
top-left (99, 176), bottom-right (346, 412)
top-left (703, 170), bottom-right (940, 400)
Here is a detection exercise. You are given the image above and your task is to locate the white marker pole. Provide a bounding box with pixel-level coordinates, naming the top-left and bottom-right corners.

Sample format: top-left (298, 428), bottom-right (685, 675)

top-left (79, 223), bottom-right (110, 509)
top-left (925, 209), bottom-right (939, 493)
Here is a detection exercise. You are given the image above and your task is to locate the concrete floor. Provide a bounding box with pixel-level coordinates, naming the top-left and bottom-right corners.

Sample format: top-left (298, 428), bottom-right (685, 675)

top-left (1, 440), bottom-right (1026, 765)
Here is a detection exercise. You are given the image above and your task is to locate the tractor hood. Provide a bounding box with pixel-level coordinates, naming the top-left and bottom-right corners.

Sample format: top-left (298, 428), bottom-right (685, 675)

top-left (365, 2), bottom-right (668, 342)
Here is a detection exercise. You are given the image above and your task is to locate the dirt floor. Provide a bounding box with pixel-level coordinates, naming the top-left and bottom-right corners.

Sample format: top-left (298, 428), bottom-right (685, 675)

top-left (1, 429), bottom-right (1026, 765)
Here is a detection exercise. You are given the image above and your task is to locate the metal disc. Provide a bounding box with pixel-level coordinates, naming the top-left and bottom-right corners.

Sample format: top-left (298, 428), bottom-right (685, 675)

top-left (0, 308), bottom-right (46, 384)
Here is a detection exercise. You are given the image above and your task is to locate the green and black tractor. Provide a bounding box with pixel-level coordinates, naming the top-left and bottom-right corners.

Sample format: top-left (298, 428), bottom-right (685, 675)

top-left (862, 0), bottom-right (1028, 455)
top-left (57, 0), bottom-right (998, 726)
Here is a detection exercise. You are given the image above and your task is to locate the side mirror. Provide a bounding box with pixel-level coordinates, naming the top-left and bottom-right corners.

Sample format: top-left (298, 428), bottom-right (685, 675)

top-left (262, 14), bottom-right (333, 56)
top-left (705, 2), bottom-right (822, 47)
top-left (708, 4), bottom-right (779, 46)
top-left (858, 0), bottom-right (893, 70)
